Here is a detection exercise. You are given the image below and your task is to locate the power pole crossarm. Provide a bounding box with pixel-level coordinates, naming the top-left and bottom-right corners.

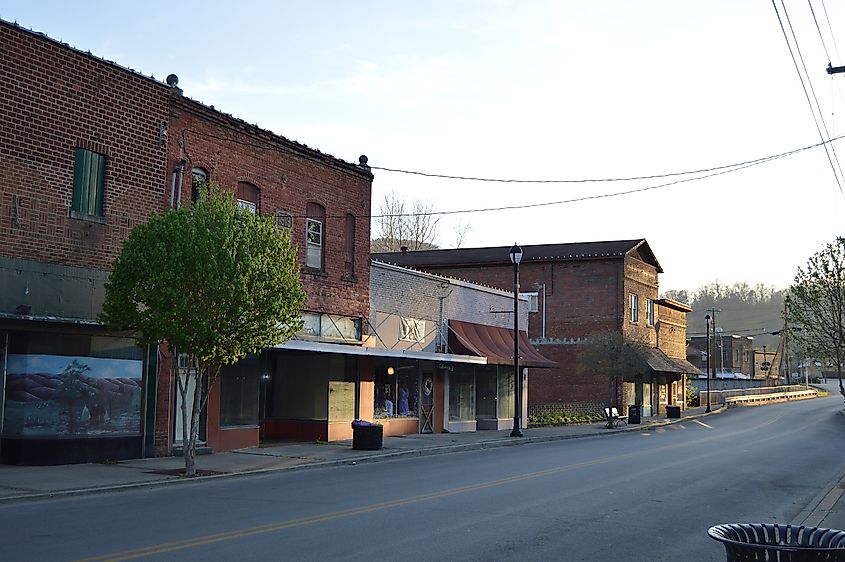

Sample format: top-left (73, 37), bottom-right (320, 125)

top-left (827, 63), bottom-right (845, 75)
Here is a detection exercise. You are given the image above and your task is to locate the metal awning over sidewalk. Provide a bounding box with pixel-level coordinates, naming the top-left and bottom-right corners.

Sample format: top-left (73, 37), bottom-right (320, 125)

top-left (447, 319), bottom-right (557, 368)
top-left (274, 338), bottom-right (487, 364)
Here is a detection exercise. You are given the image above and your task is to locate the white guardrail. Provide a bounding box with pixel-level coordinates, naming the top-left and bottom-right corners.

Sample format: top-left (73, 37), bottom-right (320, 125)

top-left (723, 389), bottom-right (819, 407)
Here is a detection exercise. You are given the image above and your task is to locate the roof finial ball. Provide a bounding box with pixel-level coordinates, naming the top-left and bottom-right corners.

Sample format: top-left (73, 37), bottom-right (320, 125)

top-left (358, 155), bottom-right (369, 168)
top-left (165, 73), bottom-right (182, 95)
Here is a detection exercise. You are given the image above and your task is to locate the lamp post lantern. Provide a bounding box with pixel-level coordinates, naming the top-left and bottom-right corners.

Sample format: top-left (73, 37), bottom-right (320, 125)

top-left (705, 314), bottom-right (712, 413)
top-left (510, 243), bottom-right (523, 438)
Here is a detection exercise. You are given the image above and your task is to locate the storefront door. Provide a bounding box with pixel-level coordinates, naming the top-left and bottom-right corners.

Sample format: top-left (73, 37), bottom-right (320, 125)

top-left (419, 368), bottom-right (434, 433)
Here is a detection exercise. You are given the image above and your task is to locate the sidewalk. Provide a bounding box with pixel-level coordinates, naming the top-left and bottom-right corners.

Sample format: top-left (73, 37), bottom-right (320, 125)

top-left (0, 406), bottom-right (719, 504)
top-left (791, 409), bottom-right (845, 531)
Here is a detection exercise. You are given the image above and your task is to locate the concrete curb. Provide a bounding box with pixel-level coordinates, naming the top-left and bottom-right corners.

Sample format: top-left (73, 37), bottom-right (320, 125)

top-left (792, 409), bottom-right (845, 527)
top-left (0, 406), bottom-right (726, 506)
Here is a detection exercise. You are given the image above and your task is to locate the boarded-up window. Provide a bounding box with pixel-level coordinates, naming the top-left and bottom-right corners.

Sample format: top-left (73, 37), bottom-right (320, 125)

top-left (344, 213), bottom-right (356, 279)
top-left (71, 148), bottom-right (106, 217)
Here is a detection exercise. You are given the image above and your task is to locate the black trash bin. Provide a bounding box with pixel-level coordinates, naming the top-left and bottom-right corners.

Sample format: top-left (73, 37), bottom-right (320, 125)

top-left (628, 404), bottom-right (641, 424)
top-left (352, 422), bottom-right (383, 450)
top-left (708, 523), bottom-right (845, 561)
top-left (666, 405), bottom-right (681, 419)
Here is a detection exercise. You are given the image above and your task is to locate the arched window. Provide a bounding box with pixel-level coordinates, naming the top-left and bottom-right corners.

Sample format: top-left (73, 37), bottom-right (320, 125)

top-left (191, 167), bottom-right (208, 203)
top-left (306, 202), bottom-right (325, 270)
top-left (236, 181), bottom-right (259, 214)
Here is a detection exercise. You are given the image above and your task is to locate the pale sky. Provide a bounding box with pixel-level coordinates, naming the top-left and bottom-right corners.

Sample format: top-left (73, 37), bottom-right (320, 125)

top-left (4, 1), bottom-right (844, 293)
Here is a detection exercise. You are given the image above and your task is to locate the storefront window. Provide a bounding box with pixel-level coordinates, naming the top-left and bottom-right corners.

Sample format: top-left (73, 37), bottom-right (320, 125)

top-left (3, 332), bottom-right (144, 437)
top-left (449, 367), bottom-right (475, 421)
top-left (374, 364), bottom-right (419, 419)
top-left (220, 354), bottom-right (260, 426)
top-left (497, 367), bottom-right (514, 419)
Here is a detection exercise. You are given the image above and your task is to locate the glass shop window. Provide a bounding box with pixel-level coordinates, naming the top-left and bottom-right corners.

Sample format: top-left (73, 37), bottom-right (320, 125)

top-left (449, 366), bottom-right (475, 422)
top-left (374, 365), bottom-right (419, 419)
top-left (220, 354), bottom-right (260, 426)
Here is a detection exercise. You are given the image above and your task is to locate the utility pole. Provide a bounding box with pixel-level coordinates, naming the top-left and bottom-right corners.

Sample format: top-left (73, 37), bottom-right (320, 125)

top-left (706, 308), bottom-right (721, 378)
top-left (827, 63), bottom-right (845, 75)
top-left (783, 303), bottom-right (791, 387)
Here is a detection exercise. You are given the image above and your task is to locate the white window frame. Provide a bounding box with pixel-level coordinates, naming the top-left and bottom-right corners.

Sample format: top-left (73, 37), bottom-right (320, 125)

top-left (521, 292), bottom-right (539, 313)
top-left (237, 199), bottom-right (257, 214)
top-left (646, 299), bottom-right (655, 326)
top-left (629, 293), bottom-right (639, 323)
top-left (306, 217), bottom-right (323, 269)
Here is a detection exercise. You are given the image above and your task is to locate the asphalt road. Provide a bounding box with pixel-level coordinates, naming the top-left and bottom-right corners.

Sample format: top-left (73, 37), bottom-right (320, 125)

top-left (2, 391), bottom-right (845, 562)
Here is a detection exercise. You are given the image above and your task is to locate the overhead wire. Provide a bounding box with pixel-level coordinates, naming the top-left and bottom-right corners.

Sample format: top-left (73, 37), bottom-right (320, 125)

top-left (772, 0), bottom-right (845, 196)
top-left (820, 0), bottom-right (842, 61)
top-left (182, 126), bottom-right (845, 219)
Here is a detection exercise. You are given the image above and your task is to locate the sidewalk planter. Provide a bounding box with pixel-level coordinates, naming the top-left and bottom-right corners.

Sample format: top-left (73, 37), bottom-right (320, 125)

top-left (666, 405), bottom-right (681, 419)
top-left (708, 523), bottom-right (845, 561)
top-left (351, 421), bottom-right (383, 450)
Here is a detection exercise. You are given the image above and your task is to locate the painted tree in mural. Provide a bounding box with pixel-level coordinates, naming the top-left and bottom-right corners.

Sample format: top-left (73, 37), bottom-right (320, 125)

top-left (56, 360), bottom-right (92, 435)
top-left (100, 182), bottom-right (305, 476)
top-left (576, 332), bottom-right (651, 413)
top-left (785, 237), bottom-right (845, 401)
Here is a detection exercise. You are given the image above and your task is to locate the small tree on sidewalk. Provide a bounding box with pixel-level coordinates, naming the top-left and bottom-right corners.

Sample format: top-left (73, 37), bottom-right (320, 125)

top-left (100, 182), bottom-right (305, 475)
top-left (785, 237), bottom-right (845, 401)
top-left (577, 332), bottom-right (651, 409)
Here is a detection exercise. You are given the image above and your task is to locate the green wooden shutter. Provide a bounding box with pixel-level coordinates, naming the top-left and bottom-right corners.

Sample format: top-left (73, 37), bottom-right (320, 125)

top-left (72, 148), bottom-right (106, 216)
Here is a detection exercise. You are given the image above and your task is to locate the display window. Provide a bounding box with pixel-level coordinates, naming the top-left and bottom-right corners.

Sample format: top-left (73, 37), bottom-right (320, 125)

top-left (3, 332), bottom-right (144, 437)
top-left (374, 363), bottom-right (419, 419)
top-left (449, 365), bottom-right (475, 422)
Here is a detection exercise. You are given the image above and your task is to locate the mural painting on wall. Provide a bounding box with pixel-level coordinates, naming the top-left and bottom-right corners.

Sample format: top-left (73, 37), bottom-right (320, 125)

top-left (4, 354), bottom-right (143, 437)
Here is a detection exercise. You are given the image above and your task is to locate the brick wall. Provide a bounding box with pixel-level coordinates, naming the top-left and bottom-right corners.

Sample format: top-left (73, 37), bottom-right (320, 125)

top-left (168, 98), bottom-right (373, 319)
top-left (388, 255), bottom-right (663, 406)
top-left (655, 302), bottom-right (688, 359)
top-left (0, 21), bottom-right (170, 273)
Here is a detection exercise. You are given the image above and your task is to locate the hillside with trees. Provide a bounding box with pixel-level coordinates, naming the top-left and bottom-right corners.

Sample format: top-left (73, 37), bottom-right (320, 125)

top-left (661, 282), bottom-right (786, 351)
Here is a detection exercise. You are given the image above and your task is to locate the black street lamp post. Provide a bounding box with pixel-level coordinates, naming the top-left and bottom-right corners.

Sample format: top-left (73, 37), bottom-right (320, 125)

top-left (705, 314), bottom-right (712, 413)
top-left (510, 243), bottom-right (523, 438)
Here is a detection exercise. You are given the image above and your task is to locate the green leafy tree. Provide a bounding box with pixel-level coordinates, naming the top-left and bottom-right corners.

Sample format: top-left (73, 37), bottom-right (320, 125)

top-left (100, 182), bottom-right (306, 475)
top-left (785, 237), bottom-right (845, 401)
top-left (577, 332), bottom-right (651, 414)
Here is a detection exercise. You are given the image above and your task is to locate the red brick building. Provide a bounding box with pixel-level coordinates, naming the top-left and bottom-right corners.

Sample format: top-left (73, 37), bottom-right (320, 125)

top-left (373, 240), bottom-right (699, 418)
top-left (0, 20), bottom-right (373, 463)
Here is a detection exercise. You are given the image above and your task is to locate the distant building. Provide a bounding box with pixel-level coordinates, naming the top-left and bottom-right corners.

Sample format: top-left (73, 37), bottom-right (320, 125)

top-left (373, 239), bottom-right (700, 418)
top-left (687, 335), bottom-right (754, 379)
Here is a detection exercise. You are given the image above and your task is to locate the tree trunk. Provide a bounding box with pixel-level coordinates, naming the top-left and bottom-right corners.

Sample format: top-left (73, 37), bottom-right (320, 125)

top-left (185, 369), bottom-right (203, 477)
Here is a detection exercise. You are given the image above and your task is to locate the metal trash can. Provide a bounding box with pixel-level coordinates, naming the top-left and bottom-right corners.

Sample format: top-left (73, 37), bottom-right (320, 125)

top-left (666, 405), bottom-right (681, 419)
top-left (708, 523), bottom-right (845, 561)
top-left (628, 404), bottom-right (641, 424)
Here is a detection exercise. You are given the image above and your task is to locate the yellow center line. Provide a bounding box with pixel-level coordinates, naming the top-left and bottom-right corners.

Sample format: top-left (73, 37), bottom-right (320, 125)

top-left (75, 411), bottom-right (788, 561)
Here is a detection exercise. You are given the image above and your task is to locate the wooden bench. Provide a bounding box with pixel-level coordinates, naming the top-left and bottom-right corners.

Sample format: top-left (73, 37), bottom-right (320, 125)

top-left (605, 407), bottom-right (628, 428)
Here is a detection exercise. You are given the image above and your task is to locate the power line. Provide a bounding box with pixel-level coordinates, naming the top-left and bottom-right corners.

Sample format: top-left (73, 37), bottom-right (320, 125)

top-left (809, 0), bottom-right (833, 63)
top-left (368, 138), bottom-right (836, 184)
top-left (180, 127), bottom-right (844, 219)
top-left (820, 0), bottom-right (842, 62)
top-left (772, 0), bottom-right (845, 196)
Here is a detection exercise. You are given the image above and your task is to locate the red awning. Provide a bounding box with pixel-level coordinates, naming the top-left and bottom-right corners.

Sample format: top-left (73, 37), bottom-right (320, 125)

top-left (447, 319), bottom-right (557, 368)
